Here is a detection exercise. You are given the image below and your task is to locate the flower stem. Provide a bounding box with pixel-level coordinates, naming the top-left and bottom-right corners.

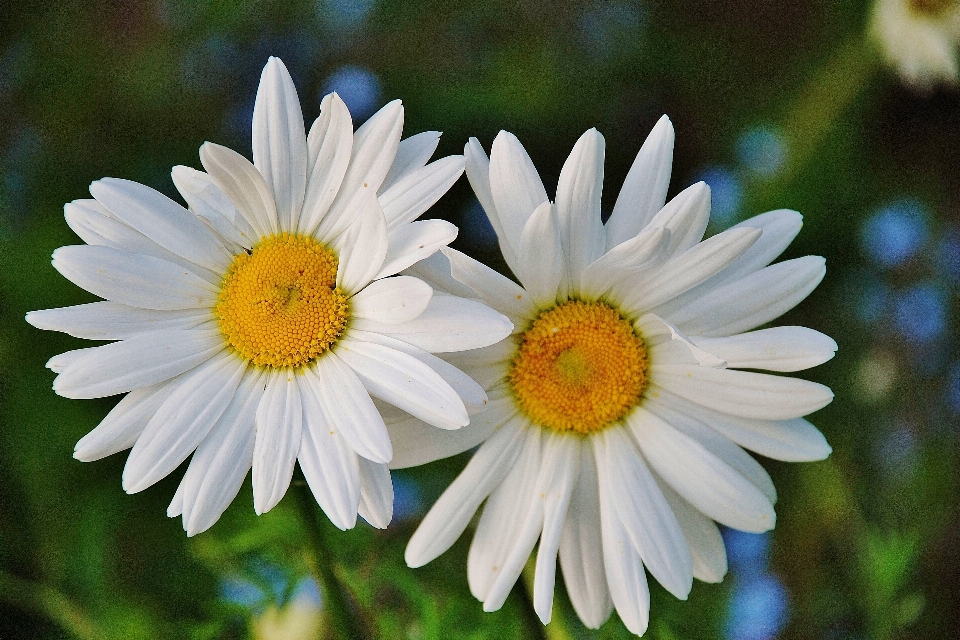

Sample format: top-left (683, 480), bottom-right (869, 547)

top-left (293, 482), bottom-right (370, 640)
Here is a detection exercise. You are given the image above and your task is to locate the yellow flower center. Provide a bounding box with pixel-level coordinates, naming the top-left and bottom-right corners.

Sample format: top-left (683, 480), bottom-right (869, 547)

top-left (508, 300), bottom-right (648, 435)
top-left (216, 233), bottom-right (348, 369)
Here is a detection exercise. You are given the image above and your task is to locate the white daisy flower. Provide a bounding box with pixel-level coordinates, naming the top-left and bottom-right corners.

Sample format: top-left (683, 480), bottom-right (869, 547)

top-left (400, 119), bottom-right (836, 635)
top-left (26, 57), bottom-right (512, 536)
top-left (871, 0), bottom-right (960, 89)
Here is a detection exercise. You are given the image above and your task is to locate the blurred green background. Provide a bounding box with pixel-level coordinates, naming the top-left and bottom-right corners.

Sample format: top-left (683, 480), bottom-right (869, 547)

top-left (1, 0), bottom-right (958, 638)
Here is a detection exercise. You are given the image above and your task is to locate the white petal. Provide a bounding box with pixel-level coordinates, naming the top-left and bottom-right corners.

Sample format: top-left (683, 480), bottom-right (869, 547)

top-left (516, 201), bottom-right (563, 306)
top-left (468, 427), bottom-right (541, 607)
top-left (53, 327), bottom-right (223, 399)
top-left (90, 178), bottom-right (232, 272)
top-left (46, 347), bottom-right (90, 373)
top-left (666, 256), bottom-right (826, 337)
top-left (554, 128), bottom-right (606, 296)
top-left (402, 250), bottom-right (477, 298)
top-left (650, 364), bottom-right (833, 420)
top-left (618, 227), bottom-right (761, 313)
top-left (355, 291), bottom-right (514, 353)
top-left (351, 330), bottom-right (487, 415)
top-left (533, 434), bottom-right (581, 624)
top-left (333, 192), bottom-right (388, 293)
top-left (350, 275), bottom-right (433, 325)
top-left (579, 227), bottom-right (670, 299)
top-left (386, 386), bottom-right (513, 469)
top-left (442, 247), bottom-right (536, 326)
top-left (178, 370), bottom-right (263, 536)
top-left (376, 219), bottom-right (458, 280)
top-left (253, 371), bottom-right (303, 514)
top-left (644, 181), bottom-right (710, 259)
top-left (315, 100), bottom-right (403, 242)
top-left (692, 327), bottom-right (838, 372)
top-left (381, 130), bottom-right (441, 193)
top-left (252, 57), bottom-right (307, 232)
top-left (74, 380), bottom-right (177, 462)
top-left (26, 302), bottom-right (208, 340)
top-left (171, 165), bottom-right (255, 250)
top-left (200, 141), bottom-right (278, 237)
top-left (656, 479), bottom-right (728, 584)
top-left (558, 444), bottom-right (613, 629)
top-left (52, 245), bottom-right (218, 310)
top-left (357, 458), bottom-right (393, 529)
top-left (309, 353), bottom-right (392, 464)
top-left (464, 137), bottom-right (521, 275)
top-left (301, 92), bottom-right (354, 234)
top-left (628, 407), bottom-right (775, 533)
top-left (122, 352), bottom-right (245, 493)
top-left (298, 372), bottom-right (361, 530)
top-left (489, 131), bottom-right (549, 260)
top-left (599, 428), bottom-right (692, 600)
top-left (605, 115), bottom-right (674, 250)
top-left (595, 435), bottom-right (650, 636)
top-left (379, 155), bottom-right (465, 229)
top-left (405, 415), bottom-right (527, 567)
top-left (651, 388), bottom-right (832, 462)
top-left (335, 337), bottom-right (468, 429)
top-left (638, 313), bottom-right (727, 368)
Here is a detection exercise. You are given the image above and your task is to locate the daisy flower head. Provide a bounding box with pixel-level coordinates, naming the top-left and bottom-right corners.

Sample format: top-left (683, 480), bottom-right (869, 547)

top-left (27, 57), bottom-right (513, 536)
top-left (402, 119), bottom-right (836, 634)
top-left (870, 0), bottom-right (960, 89)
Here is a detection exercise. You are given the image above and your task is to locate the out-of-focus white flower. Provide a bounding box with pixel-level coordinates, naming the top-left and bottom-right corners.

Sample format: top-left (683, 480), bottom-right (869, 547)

top-left (253, 600), bottom-right (322, 640)
top-left (871, 0), bottom-right (960, 89)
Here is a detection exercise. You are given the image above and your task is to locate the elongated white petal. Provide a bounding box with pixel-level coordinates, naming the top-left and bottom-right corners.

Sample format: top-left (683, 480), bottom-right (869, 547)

top-left (380, 155), bottom-right (465, 229)
top-left (376, 219), bottom-right (458, 280)
top-left (52, 245), bottom-right (218, 310)
top-left (402, 250), bottom-right (477, 298)
top-left (595, 435), bottom-right (650, 636)
top-left (300, 92), bottom-right (354, 234)
top-left (619, 227), bottom-right (761, 313)
top-left (605, 115), bottom-right (674, 249)
top-left (667, 256), bottom-right (826, 337)
top-left (442, 247), bottom-right (536, 326)
top-left (357, 458), bottom-right (393, 528)
top-left (651, 364), bottom-right (833, 420)
top-left (350, 275), bottom-right (433, 325)
top-left (90, 178), bottom-right (232, 272)
top-left (381, 131), bottom-right (441, 193)
top-left (386, 386), bottom-right (513, 469)
top-left (350, 330), bottom-right (487, 415)
top-left (464, 137), bottom-right (521, 274)
top-left (47, 347), bottom-right (91, 373)
top-left (600, 427), bottom-right (692, 599)
top-left (298, 372), bottom-right (361, 530)
top-left (253, 371), bottom-right (303, 514)
top-left (335, 337), bottom-right (468, 429)
top-left (644, 181), bottom-right (710, 259)
top-left (334, 192), bottom-right (388, 293)
top-left (178, 370), bottom-right (263, 536)
top-left (252, 57), bottom-right (307, 232)
top-left (309, 352), bottom-right (392, 463)
top-left (122, 352), bottom-right (245, 493)
top-left (692, 327), bottom-right (837, 372)
top-left (516, 201), bottom-right (563, 306)
top-left (74, 380), bottom-right (177, 462)
top-left (356, 290), bottom-right (514, 353)
top-left (651, 388), bottom-right (832, 461)
top-left (558, 443), bottom-right (613, 629)
top-left (405, 416), bottom-right (527, 567)
top-left (555, 128), bottom-right (606, 296)
top-left (54, 327), bottom-right (223, 399)
top-left (200, 141), bottom-right (278, 237)
top-left (316, 100), bottom-right (403, 241)
top-left (171, 165), bottom-right (254, 250)
top-left (533, 434), bottom-right (581, 624)
top-left (27, 303), bottom-right (208, 340)
top-left (656, 479), bottom-right (728, 583)
top-left (638, 313), bottom-right (727, 368)
top-left (580, 227), bottom-right (670, 299)
top-left (628, 407), bottom-right (776, 532)
top-left (468, 427), bottom-right (541, 606)
top-left (489, 131), bottom-right (549, 259)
